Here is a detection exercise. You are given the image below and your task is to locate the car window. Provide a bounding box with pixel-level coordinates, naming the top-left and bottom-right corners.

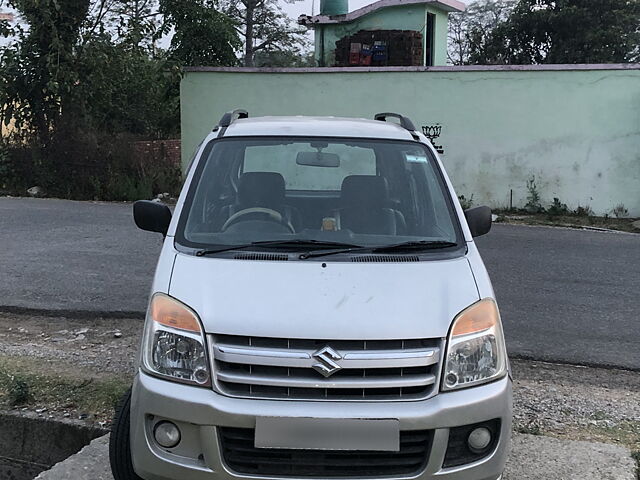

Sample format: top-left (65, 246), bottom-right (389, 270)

top-left (243, 143), bottom-right (376, 190)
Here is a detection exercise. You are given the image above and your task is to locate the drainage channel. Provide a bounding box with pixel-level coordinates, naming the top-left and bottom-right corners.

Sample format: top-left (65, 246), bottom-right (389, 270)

top-left (0, 411), bottom-right (106, 480)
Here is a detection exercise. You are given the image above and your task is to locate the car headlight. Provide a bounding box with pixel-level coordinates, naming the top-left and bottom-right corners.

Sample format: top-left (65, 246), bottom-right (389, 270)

top-left (442, 299), bottom-right (507, 391)
top-left (141, 293), bottom-right (211, 387)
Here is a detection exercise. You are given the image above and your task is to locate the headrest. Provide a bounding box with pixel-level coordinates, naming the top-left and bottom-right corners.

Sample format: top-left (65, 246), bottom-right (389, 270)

top-left (238, 172), bottom-right (286, 208)
top-left (341, 175), bottom-right (389, 209)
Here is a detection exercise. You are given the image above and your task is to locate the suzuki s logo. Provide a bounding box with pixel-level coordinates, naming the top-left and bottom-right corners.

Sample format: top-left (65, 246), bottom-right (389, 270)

top-left (312, 346), bottom-right (342, 377)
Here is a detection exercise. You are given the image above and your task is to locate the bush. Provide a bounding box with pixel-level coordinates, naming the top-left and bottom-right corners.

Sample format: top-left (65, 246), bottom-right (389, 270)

top-left (458, 194), bottom-right (474, 210)
top-left (2, 130), bottom-right (182, 201)
top-left (547, 197), bottom-right (569, 216)
top-left (7, 375), bottom-right (31, 405)
top-left (574, 205), bottom-right (594, 217)
top-left (524, 176), bottom-right (544, 213)
top-left (611, 203), bottom-right (629, 218)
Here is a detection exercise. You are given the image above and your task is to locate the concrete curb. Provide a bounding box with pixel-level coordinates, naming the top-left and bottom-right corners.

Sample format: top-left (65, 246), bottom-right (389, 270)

top-left (35, 433), bottom-right (636, 480)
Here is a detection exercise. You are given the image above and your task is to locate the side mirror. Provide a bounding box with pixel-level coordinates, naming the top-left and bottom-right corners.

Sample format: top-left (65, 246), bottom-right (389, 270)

top-left (133, 200), bottom-right (172, 236)
top-left (464, 206), bottom-right (492, 237)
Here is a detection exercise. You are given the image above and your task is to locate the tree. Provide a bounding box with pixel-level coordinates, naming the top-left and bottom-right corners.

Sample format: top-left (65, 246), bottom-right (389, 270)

top-left (0, 0), bottom-right (91, 144)
top-left (76, 35), bottom-right (179, 136)
top-left (158, 0), bottom-right (240, 67)
top-left (448, 0), bottom-right (515, 65)
top-left (221, 0), bottom-right (309, 67)
top-left (253, 49), bottom-right (314, 67)
top-left (111, 0), bottom-right (162, 52)
top-left (472, 0), bottom-right (640, 64)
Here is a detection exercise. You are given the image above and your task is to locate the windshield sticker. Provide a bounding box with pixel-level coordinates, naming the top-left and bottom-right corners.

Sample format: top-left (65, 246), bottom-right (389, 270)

top-left (405, 154), bottom-right (428, 163)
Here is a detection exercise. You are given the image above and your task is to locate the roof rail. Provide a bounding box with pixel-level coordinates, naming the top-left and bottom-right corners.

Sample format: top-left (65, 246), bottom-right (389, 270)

top-left (374, 112), bottom-right (417, 132)
top-left (216, 109), bottom-right (249, 129)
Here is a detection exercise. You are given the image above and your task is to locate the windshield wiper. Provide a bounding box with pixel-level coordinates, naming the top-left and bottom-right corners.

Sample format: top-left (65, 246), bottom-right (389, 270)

top-left (300, 240), bottom-right (458, 259)
top-left (195, 239), bottom-right (362, 257)
top-left (371, 240), bottom-right (458, 252)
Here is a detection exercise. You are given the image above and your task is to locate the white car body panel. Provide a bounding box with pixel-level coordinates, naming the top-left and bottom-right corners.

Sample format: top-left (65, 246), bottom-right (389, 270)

top-left (168, 253), bottom-right (480, 339)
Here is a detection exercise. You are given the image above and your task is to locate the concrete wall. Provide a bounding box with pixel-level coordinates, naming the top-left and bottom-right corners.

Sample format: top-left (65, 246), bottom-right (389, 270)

top-left (181, 65), bottom-right (640, 216)
top-left (0, 411), bottom-right (106, 480)
top-left (314, 4), bottom-right (448, 66)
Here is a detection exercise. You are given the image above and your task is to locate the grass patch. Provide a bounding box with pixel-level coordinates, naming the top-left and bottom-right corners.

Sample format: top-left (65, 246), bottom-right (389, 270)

top-left (561, 421), bottom-right (640, 452)
top-left (516, 423), bottom-right (542, 435)
top-left (0, 356), bottom-right (131, 419)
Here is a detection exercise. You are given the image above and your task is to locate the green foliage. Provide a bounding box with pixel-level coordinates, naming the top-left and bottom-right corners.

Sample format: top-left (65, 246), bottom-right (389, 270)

top-left (0, 0), bottom-right (306, 200)
top-left (0, 0), bottom-right (91, 144)
top-left (0, 359), bottom-right (132, 415)
top-left (253, 49), bottom-right (315, 67)
top-left (8, 376), bottom-right (31, 405)
top-left (524, 176), bottom-right (544, 213)
top-left (448, 0), bottom-right (515, 65)
top-left (220, 0), bottom-right (310, 66)
top-left (611, 203), bottom-right (629, 218)
top-left (0, 0), bottom-right (184, 142)
top-left (0, 147), bottom-right (17, 191)
top-left (0, 0), bottom-right (226, 199)
top-left (159, 0), bottom-right (240, 67)
top-left (574, 204), bottom-right (594, 217)
top-left (76, 35), bottom-right (180, 136)
top-left (458, 194), bottom-right (475, 210)
top-left (469, 0), bottom-right (640, 64)
top-left (516, 423), bottom-right (542, 435)
top-left (547, 197), bottom-right (569, 216)
top-left (36, 131), bottom-right (181, 201)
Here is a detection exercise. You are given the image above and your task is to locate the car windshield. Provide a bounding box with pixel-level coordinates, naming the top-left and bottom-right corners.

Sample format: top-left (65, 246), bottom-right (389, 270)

top-left (176, 137), bottom-right (461, 251)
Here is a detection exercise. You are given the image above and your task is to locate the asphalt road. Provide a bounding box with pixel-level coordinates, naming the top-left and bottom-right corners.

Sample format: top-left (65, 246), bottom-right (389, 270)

top-left (1, 197), bottom-right (639, 369)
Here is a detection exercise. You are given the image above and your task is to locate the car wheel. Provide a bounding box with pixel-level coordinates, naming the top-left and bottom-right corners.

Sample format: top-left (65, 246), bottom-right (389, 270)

top-left (109, 388), bottom-right (143, 480)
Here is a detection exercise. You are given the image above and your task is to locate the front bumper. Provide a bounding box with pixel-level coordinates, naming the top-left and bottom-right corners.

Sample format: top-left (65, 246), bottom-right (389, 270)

top-left (130, 371), bottom-right (512, 480)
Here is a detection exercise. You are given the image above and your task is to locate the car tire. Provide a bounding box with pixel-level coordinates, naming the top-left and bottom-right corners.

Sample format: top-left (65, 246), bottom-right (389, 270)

top-left (109, 388), bottom-right (143, 480)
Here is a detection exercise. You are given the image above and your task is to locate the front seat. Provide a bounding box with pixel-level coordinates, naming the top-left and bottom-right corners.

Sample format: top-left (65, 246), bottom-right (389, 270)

top-left (219, 172), bottom-right (301, 230)
top-left (337, 175), bottom-right (405, 235)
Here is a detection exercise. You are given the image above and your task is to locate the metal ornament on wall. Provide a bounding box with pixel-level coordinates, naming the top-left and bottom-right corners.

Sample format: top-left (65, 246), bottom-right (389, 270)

top-left (422, 124), bottom-right (444, 154)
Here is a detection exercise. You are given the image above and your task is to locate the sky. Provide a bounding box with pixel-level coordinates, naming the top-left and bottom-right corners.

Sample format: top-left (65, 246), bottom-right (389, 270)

top-left (285, 0), bottom-right (382, 18)
top-left (284, 0), bottom-right (468, 18)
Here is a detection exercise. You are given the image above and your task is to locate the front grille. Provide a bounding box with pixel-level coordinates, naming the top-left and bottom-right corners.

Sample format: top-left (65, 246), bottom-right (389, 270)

top-left (210, 335), bottom-right (442, 401)
top-left (219, 427), bottom-right (433, 477)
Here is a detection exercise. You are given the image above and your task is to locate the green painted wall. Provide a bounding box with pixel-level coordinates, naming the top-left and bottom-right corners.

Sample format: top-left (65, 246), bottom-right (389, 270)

top-left (314, 4), bottom-right (449, 66)
top-left (181, 67), bottom-right (640, 216)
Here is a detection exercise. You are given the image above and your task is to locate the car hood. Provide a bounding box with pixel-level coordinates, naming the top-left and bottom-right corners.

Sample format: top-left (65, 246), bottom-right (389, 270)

top-left (168, 254), bottom-right (479, 339)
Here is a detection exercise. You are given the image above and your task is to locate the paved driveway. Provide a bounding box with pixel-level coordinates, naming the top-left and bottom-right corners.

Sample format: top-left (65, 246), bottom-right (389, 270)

top-left (1, 197), bottom-right (639, 368)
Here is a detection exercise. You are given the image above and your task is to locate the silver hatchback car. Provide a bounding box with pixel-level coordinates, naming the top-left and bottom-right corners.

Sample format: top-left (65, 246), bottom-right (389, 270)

top-left (109, 110), bottom-right (512, 480)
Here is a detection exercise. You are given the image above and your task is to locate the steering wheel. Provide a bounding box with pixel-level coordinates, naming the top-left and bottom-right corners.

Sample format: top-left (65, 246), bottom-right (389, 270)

top-left (221, 207), bottom-right (295, 233)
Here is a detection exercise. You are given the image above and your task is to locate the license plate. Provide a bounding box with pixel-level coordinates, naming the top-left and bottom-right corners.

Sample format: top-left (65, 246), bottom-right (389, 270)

top-left (255, 417), bottom-right (400, 451)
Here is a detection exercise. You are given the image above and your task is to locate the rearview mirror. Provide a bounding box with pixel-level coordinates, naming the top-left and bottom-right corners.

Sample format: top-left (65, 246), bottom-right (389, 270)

top-left (296, 152), bottom-right (340, 167)
top-left (464, 206), bottom-right (492, 237)
top-left (133, 200), bottom-right (172, 236)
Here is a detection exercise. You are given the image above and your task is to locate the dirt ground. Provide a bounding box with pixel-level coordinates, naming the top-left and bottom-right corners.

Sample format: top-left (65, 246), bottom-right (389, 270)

top-left (495, 212), bottom-right (640, 233)
top-left (0, 312), bottom-right (639, 452)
